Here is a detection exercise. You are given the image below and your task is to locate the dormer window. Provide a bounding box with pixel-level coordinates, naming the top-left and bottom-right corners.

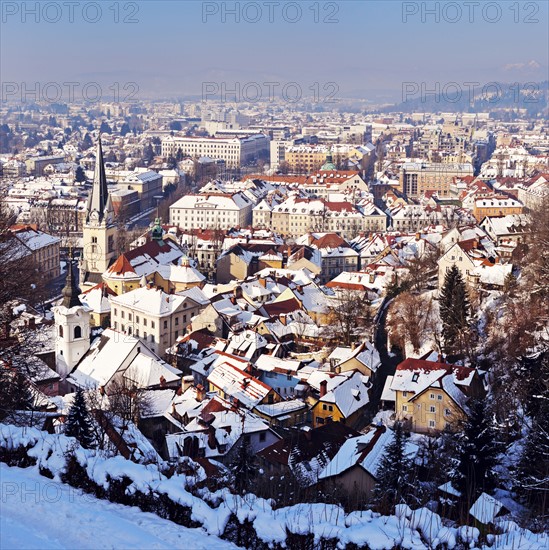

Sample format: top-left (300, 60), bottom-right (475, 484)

top-left (412, 373), bottom-right (419, 383)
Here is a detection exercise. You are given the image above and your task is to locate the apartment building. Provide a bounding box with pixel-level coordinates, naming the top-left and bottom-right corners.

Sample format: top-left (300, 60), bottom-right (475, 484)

top-left (253, 171), bottom-right (369, 201)
top-left (10, 224), bottom-right (61, 281)
top-left (161, 134), bottom-right (270, 168)
top-left (399, 162), bottom-right (474, 198)
top-left (169, 192), bottom-right (254, 230)
top-left (472, 197), bottom-right (524, 222)
top-left (110, 286), bottom-right (202, 357)
top-left (270, 196), bottom-right (386, 239)
top-left (118, 170), bottom-right (163, 209)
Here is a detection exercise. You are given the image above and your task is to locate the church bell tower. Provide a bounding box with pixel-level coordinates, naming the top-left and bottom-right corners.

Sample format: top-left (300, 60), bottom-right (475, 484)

top-left (80, 135), bottom-right (118, 289)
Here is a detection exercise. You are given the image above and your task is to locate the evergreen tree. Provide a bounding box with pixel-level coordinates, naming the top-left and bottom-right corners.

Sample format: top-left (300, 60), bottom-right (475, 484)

top-left (231, 441), bottom-right (257, 495)
top-left (81, 133), bottom-right (93, 150)
top-left (515, 413), bottom-right (549, 516)
top-left (99, 121), bottom-right (112, 134)
top-left (65, 389), bottom-right (95, 449)
top-left (74, 165), bottom-right (86, 183)
top-left (120, 122), bottom-right (131, 136)
top-left (453, 399), bottom-right (502, 509)
top-left (372, 423), bottom-right (411, 512)
top-left (439, 265), bottom-right (470, 356)
top-left (515, 354), bottom-right (549, 516)
top-left (0, 368), bottom-right (34, 421)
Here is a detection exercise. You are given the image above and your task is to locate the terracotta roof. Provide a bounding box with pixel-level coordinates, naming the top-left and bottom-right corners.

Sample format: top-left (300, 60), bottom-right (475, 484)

top-left (262, 298), bottom-right (302, 317)
top-left (105, 253), bottom-right (137, 276)
top-left (81, 281), bottom-right (117, 296)
top-left (397, 357), bottom-right (474, 382)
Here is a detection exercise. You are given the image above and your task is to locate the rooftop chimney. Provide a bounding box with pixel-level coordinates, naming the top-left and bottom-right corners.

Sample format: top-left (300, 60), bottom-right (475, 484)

top-left (196, 384), bottom-right (206, 402)
top-left (319, 379), bottom-right (328, 398)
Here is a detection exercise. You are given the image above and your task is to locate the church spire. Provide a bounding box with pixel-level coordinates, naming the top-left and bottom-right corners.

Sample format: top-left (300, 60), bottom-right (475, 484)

top-left (87, 135), bottom-right (110, 223)
top-left (62, 260), bottom-right (82, 309)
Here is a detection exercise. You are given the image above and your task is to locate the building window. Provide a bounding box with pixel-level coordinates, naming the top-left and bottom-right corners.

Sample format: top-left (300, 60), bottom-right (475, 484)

top-left (74, 326), bottom-right (82, 339)
top-left (402, 405), bottom-right (408, 412)
top-left (59, 325), bottom-right (63, 338)
top-left (151, 321), bottom-right (155, 329)
top-left (402, 391), bottom-right (408, 397)
top-left (430, 406), bottom-right (436, 413)
top-left (430, 393), bottom-right (435, 399)
top-left (143, 318), bottom-right (147, 326)
top-left (136, 316), bottom-right (139, 324)
top-left (322, 404), bottom-right (327, 411)
top-left (316, 417), bottom-right (325, 425)
top-left (164, 320), bottom-right (168, 329)
top-left (121, 311), bottom-right (125, 319)
top-left (175, 317), bottom-right (179, 326)
top-left (437, 395), bottom-right (443, 401)
top-left (445, 408), bottom-right (451, 416)
top-left (429, 420), bottom-right (436, 428)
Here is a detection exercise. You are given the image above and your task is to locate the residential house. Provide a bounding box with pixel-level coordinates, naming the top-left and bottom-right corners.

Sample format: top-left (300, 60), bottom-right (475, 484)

top-left (110, 286), bottom-right (203, 357)
top-left (390, 358), bottom-right (483, 433)
top-left (309, 370), bottom-right (371, 429)
top-left (318, 425), bottom-right (419, 500)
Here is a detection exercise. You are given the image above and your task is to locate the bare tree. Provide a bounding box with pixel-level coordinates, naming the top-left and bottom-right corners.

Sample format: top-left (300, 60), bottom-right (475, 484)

top-left (325, 288), bottom-right (373, 347)
top-left (386, 292), bottom-right (441, 356)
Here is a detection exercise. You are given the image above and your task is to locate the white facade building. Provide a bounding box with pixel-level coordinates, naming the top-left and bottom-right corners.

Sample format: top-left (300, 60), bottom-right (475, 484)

top-left (161, 134), bottom-right (270, 168)
top-left (169, 192), bottom-right (254, 231)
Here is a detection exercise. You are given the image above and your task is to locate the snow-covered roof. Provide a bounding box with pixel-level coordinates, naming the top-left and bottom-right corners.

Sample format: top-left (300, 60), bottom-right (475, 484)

top-left (111, 286), bottom-right (197, 317)
top-left (469, 493), bottom-right (506, 524)
top-left (207, 362), bottom-right (272, 409)
top-left (318, 370), bottom-right (370, 418)
top-left (319, 426), bottom-right (419, 480)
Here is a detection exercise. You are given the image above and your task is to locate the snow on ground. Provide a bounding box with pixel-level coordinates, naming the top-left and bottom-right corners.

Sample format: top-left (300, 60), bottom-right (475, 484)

top-left (0, 463), bottom-right (238, 550)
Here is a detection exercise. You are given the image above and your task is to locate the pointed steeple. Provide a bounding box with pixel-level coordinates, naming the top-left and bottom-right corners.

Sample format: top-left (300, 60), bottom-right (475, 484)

top-left (87, 135), bottom-right (111, 223)
top-left (62, 260), bottom-right (82, 308)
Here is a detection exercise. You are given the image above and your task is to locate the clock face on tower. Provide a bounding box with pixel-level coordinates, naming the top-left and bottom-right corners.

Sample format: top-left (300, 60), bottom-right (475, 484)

top-left (90, 210), bottom-right (100, 223)
top-left (84, 243), bottom-right (102, 261)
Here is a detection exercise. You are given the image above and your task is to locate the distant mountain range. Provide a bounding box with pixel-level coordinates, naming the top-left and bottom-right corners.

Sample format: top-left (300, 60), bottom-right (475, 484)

top-left (386, 81), bottom-right (548, 115)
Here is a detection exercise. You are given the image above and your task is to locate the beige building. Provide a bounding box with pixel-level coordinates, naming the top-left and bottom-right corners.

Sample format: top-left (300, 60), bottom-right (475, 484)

top-left (118, 170), bottom-right (163, 210)
top-left (399, 162), bottom-right (474, 198)
top-left (10, 225), bottom-right (61, 281)
top-left (110, 285), bottom-right (203, 357)
top-left (270, 196), bottom-right (386, 239)
top-left (390, 358), bottom-right (483, 433)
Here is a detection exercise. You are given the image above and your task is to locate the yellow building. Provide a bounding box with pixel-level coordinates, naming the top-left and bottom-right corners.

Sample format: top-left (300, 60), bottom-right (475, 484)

top-left (311, 371), bottom-right (370, 429)
top-left (472, 197), bottom-right (523, 222)
top-left (390, 358), bottom-right (483, 433)
top-left (102, 254), bottom-right (141, 295)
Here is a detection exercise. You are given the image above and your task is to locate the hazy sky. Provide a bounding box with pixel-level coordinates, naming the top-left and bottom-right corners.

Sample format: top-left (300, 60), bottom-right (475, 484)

top-left (1, 1), bottom-right (548, 102)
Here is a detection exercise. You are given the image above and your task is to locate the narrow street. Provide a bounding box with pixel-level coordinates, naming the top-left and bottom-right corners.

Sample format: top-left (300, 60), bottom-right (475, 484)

top-left (357, 300), bottom-right (402, 430)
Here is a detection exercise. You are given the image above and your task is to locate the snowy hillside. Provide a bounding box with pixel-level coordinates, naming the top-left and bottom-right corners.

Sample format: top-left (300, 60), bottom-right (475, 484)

top-left (0, 463), bottom-right (238, 550)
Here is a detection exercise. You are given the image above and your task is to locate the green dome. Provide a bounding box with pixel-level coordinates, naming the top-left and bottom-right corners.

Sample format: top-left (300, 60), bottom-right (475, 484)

top-left (321, 153), bottom-right (336, 171)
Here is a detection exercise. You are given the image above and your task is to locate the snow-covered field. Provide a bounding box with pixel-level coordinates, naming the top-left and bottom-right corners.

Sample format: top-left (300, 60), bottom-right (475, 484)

top-left (0, 463), bottom-right (238, 550)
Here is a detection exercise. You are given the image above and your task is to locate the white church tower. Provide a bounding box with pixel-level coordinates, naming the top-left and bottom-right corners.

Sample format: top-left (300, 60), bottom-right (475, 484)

top-left (80, 135), bottom-right (118, 289)
top-left (53, 261), bottom-right (91, 380)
